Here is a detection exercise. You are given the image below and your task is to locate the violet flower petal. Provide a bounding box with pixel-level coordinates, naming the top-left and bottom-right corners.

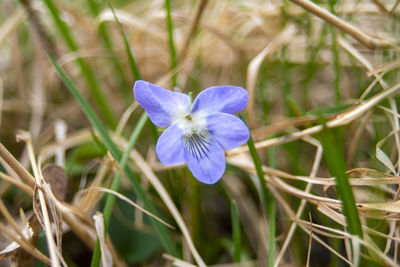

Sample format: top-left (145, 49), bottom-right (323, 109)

top-left (133, 80), bottom-right (190, 127)
top-left (184, 137), bottom-right (225, 184)
top-left (156, 123), bottom-right (186, 165)
top-left (206, 112), bottom-right (249, 150)
top-left (191, 86), bottom-right (248, 115)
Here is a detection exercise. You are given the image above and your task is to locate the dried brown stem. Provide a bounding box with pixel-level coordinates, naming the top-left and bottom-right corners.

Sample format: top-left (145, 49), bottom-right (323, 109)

top-left (179, 0), bottom-right (209, 63)
top-left (0, 143), bottom-right (35, 187)
top-left (289, 0), bottom-right (390, 49)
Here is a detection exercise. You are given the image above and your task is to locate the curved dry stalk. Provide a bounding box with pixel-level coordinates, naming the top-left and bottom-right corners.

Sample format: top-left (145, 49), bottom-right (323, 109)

top-left (339, 37), bottom-right (400, 255)
top-left (0, 142), bottom-right (35, 187)
top-left (98, 9), bottom-right (166, 42)
top-left (179, 0), bottom-right (209, 63)
top-left (163, 254), bottom-right (199, 267)
top-left (16, 131), bottom-right (62, 267)
top-left (79, 186), bottom-right (175, 229)
top-left (0, 221), bottom-right (50, 265)
top-left (0, 171), bottom-right (33, 195)
top-left (38, 125), bottom-right (204, 265)
top-left (93, 212), bottom-right (113, 267)
top-left (274, 136), bottom-right (322, 266)
top-left (270, 185), bottom-right (354, 266)
top-left (0, 198), bottom-right (29, 244)
top-left (115, 102), bottom-right (139, 136)
top-left (289, 0), bottom-right (391, 49)
top-left (0, 7), bottom-right (26, 45)
top-left (130, 149), bottom-right (206, 267)
top-left (245, 24), bottom-right (297, 128)
top-left (306, 214), bottom-right (313, 267)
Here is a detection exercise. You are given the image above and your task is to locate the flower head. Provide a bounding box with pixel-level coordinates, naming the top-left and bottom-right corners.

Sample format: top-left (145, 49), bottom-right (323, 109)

top-left (133, 80), bottom-right (249, 184)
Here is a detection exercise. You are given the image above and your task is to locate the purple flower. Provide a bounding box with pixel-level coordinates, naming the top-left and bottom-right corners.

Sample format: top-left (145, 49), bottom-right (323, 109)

top-left (133, 80), bottom-right (249, 184)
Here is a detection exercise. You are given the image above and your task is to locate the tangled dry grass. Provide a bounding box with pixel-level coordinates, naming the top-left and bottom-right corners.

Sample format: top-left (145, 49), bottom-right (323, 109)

top-left (1, 0), bottom-right (400, 266)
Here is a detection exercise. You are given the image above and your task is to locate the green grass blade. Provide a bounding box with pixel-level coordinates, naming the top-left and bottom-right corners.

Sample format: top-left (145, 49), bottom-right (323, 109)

top-left (42, 0), bottom-right (117, 128)
top-left (244, 116), bottom-right (275, 267)
top-left (105, 2), bottom-right (162, 147)
top-left (107, 2), bottom-right (141, 81)
top-left (87, 0), bottom-right (130, 98)
top-left (319, 126), bottom-right (363, 238)
top-left (230, 200), bottom-right (241, 262)
top-left (164, 0), bottom-right (178, 87)
top-left (102, 113), bottom-right (148, 230)
top-left (48, 56), bottom-right (178, 266)
top-left (328, 0), bottom-right (341, 104)
top-left (91, 113), bottom-right (148, 267)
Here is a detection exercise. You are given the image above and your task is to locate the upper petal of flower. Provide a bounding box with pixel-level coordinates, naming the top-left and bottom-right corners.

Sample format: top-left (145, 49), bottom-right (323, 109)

top-left (206, 113), bottom-right (249, 150)
top-left (134, 80), bottom-right (190, 127)
top-left (156, 123), bottom-right (186, 165)
top-left (184, 136), bottom-right (225, 184)
top-left (191, 86), bottom-right (248, 115)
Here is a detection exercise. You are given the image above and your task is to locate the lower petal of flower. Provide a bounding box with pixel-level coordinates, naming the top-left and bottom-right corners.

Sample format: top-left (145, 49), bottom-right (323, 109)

top-left (184, 135), bottom-right (225, 184)
top-left (156, 124), bottom-right (186, 165)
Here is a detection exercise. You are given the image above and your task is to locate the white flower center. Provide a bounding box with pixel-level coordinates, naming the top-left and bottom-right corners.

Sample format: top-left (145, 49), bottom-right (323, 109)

top-left (176, 112), bottom-right (211, 159)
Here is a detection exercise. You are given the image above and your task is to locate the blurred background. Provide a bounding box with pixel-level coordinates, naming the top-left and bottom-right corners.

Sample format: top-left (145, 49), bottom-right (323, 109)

top-left (0, 0), bottom-right (400, 266)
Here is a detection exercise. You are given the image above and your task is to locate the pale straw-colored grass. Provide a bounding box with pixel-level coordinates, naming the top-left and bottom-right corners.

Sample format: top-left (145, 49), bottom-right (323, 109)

top-left (1, 0), bottom-right (400, 266)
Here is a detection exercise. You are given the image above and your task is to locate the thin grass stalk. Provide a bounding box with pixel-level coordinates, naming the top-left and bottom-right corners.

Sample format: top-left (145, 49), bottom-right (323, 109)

top-left (90, 113), bottom-right (148, 267)
top-left (288, 0), bottom-right (386, 49)
top-left (48, 57), bottom-right (178, 266)
top-left (281, 1), bottom-right (292, 115)
top-left (107, 1), bottom-right (159, 145)
top-left (230, 200), bottom-right (241, 262)
top-left (319, 125), bottom-right (363, 239)
top-left (87, 0), bottom-right (129, 97)
top-left (107, 2), bottom-right (141, 82)
top-left (19, 132), bottom-right (61, 267)
top-left (42, 0), bottom-right (116, 128)
top-left (245, 120), bottom-right (275, 267)
top-left (304, 21), bottom-right (328, 109)
top-left (328, 0), bottom-right (341, 104)
top-left (164, 0), bottom-right (178, 87)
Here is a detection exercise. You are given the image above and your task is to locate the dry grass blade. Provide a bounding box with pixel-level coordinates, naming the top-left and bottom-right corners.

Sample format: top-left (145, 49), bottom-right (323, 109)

top-left (246, 24), bottom-right (297, 128)
top-left (179, 0), bottom-right (209, 63)
top-left (289, 0), bottom-right (390, 49)
top-left (0, 7), bottom-right (26, 45)
top-left (0, 221), bottom-right (50, 265)
top-left (367, 58), bottom-right (400, 76)
top-left (81, 186), bottom-right (175, 229)
top-left (228, 80), bottom-right (400, 155)
top-left (306, 213), bottom-right (313, 267)
top-left (0, 142), bottom-right (35, 187)
top-left (130, 149), bottom-right (206, 267)
top-left (0, 171), bottom-right (33, 195)
top-left (98, 9), bottom-right (165, 41)
top-left (93, 212), bottom-right (113, 267)
top-left (163, 254), bottom-right (198, 267)
top-left (3, 0), bottom-right (400, 265)
top-left (54, 120), bottom-right (68, 167)
top-left (274, 137), bottom-right (322, 266)
top-left (270, 186), bottom-right (353, 266)
top-left (16, 131), bottom-right (62, 267)
top-left (115, 103), bottom-right (139, 136)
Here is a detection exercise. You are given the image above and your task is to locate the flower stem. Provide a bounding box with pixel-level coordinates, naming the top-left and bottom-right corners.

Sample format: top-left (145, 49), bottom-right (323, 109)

top-left (243, 115), bottom-right (275, 267)
top-left (231, 200), bottom-right (241, 262)
top-left (164, 0), bottom-right (178, 87)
